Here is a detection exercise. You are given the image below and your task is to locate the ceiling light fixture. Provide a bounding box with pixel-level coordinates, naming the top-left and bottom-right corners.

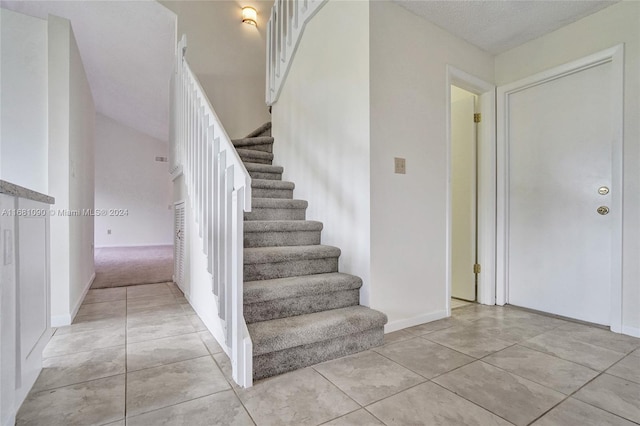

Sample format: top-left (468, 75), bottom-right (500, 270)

top-left (242, 7), bottom-right (257, 26)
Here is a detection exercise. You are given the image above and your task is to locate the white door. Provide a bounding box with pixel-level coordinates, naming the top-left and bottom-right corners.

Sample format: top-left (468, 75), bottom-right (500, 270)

top-left (501, 52), bottom-right (622, 325)
top-left (451, 90), bottom-right (477, 301)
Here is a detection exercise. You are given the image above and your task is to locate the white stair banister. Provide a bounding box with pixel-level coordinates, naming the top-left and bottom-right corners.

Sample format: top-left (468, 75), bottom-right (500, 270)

top-left (266, 0), bottom-right (328, 105)
top-left (170, 34), bottom-right (253, 388)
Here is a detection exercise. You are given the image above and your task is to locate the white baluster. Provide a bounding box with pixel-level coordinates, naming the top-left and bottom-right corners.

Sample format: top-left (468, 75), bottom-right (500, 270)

top-left (266, 19), bottom-right (272, 105)
top-left (204, 124), bottom-right (213, 263)
top-left (279, 0), bottom-right (286, 62)
top-left (224, 164), bottom-right (234, 346)
top-left (216, 150), bottom-right (227, 313)
top-left (211, 136), bottom-right (220, 279)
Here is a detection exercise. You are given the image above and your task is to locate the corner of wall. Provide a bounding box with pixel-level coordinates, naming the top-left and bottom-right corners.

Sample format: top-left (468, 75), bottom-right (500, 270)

top-left (47, 13), bottom-right (96, 323)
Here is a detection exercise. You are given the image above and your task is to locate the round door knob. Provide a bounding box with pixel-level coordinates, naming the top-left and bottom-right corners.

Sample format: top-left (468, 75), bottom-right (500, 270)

top-left (597, 206), bottom-right (610, 215)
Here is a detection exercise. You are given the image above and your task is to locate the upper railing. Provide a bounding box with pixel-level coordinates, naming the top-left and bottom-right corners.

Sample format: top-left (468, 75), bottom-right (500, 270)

top-left (170, 35), bottom-right (253, 387)
top-left (265, 0), bottom-right (328, 105)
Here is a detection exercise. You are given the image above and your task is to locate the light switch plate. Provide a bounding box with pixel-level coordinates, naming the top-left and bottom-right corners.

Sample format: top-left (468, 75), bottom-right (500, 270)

top-left (394, 157), bottom-right (406, 174)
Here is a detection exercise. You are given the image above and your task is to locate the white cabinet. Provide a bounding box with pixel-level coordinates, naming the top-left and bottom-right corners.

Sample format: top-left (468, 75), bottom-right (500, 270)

top-left (0, 191), bottom-right (53, 426)
top-left (0, 193), bottom-right (17, 426)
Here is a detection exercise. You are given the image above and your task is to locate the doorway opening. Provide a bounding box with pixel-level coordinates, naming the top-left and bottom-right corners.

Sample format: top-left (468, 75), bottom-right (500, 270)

top-left (450, 86), bottom-right (479, 305)
top-left (446, 66), bottom-right (496, 316)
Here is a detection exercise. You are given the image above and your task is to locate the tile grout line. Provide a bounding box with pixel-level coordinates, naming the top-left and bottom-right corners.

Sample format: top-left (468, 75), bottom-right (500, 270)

top-left (371, 342), bottom-right (478, 382)
top-left (125, 388), bottom-right (242, 423)
top-left (124, 282), bottom-right (220, 423)
top-left (421, 334), bottom-right (593, 425)
top-left (315, 407), bottom-right (374, 425)
top-left (518, 339), bottom-right (628, 371)
top-left (218, 357), bottom-right (258, 426)
top-left (381, 313), bottom-right (596, 425)
top-left (124, 286), bottom-right (128, 424)
top-left (412, 309), bottom-right (638, 425)
top-left (528, 371), bottom-right (640, 425)
top-left (311, 364), bottom-right (374, 407)
top-left (428, 380), bottom-right (516, 426)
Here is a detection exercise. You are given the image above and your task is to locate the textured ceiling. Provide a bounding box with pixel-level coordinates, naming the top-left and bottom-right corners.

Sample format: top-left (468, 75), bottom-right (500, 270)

top-left (393, 0), bottom-right (618, 55)
top-left (1, 0), bottom-right (176, 142)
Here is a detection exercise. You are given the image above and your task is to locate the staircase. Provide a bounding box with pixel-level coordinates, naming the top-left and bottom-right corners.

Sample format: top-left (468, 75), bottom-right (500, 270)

top-left (234, 123), bottom-right (387, 380)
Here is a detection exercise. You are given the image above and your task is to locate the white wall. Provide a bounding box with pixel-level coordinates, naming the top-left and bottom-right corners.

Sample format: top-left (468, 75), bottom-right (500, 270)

top-left (160, 1), bottom-right (271, 138)
top-left (0, 9), bottom-right (48, 194)
top-left (369, 0), bottom-right (494, 330)
top-left (95, 114), bottom-right (173, 248)
top-left (271, 0), bottom-right (372, 304)
top-left (68, 26), bottom-right (95, 312)
top-left (495, 1), bottom-right (640, 336)
top-left (48, 15), bottom-right (96, 326)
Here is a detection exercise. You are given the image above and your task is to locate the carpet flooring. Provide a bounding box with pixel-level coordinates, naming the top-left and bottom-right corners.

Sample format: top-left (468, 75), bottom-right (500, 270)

top-left (91, 245), bottom-right (174, 289)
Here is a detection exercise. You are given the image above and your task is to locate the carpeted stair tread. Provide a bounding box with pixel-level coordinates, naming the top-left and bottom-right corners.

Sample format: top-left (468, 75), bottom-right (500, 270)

top-left (245, 122), bottom-right (272, 138)
top-left (244, 220), bottom-right (322, 247)
top-left (249, 306), bottom-right (388, 356)
top-left (252, 328), bottom-right (383, 379)
top-left (244, 273), bottom-right (362, 304)
top-left (251, 178), bottom-right (295, 199)
top-left (244, 220), bottom-right (322, 233)
top-left (244, 162), bottom-right (283, 181)
top-left (251, 198), bottom-right (308, 209)
top-left (244, 162), bottom-right (283, 174)
top-left (237, 149), bottom-right (273, 164)
top-left (244, 198), bottom-right (308, 221)
top-left (251, 179), bottom-right (294, 190)
top-left (244, 245), bottom-right (340, 265)
top-left (233, 136), bottom-right (274, 148)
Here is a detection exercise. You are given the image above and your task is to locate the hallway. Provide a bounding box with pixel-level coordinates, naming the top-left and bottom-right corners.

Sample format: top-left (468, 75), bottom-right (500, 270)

top-left (16, 283), bottom-right (640, 425)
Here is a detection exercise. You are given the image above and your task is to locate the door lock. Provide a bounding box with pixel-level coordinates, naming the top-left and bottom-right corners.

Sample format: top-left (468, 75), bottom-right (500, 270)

top-left (598, 186), bottom-right (609, 195)
top-left (597, 206), bottom-right (610, 215)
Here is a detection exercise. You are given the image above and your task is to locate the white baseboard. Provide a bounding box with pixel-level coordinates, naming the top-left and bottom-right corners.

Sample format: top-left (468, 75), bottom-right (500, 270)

top-left (621, 324), bottom-right (640, 338)
top-left (384, 310), bottom-right (448, 333)
top-left (95, 243), bottom-right (173, 249)
top-left (51, 272), bottom-right (95, 327)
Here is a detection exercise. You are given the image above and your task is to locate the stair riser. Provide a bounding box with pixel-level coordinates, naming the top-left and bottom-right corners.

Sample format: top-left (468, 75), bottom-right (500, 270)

top-left (244, 231), bottom-right (321, 248)
top-left (244, 208), bottom-right (305, 221)
top-left (254, 129), bottom-right (271, 137)
top-left (236, 143), bottom-right (273, 153)
top-left (240, 155), bottom-right (272, 165)
top-left (248, 171), bottom-right (282, 181)
top-left (253, 327), bottom-right (384, 380)
top-left (252, 188), bottom-right (293, 199)
top-left (244, 258), bottom-right (338, 281)
top-left (244, 290), bottom-right (359, 323)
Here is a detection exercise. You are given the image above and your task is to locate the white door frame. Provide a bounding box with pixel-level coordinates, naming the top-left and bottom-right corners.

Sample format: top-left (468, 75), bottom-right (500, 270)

top-left (446, 66), bottom-right (496, 316)
top-left (496, 45), bottom-right (624, 332)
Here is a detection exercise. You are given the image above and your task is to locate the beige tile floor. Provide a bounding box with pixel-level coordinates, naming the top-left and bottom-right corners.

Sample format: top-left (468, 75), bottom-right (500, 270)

top-left (16, 283), bottom-right (640, 425)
